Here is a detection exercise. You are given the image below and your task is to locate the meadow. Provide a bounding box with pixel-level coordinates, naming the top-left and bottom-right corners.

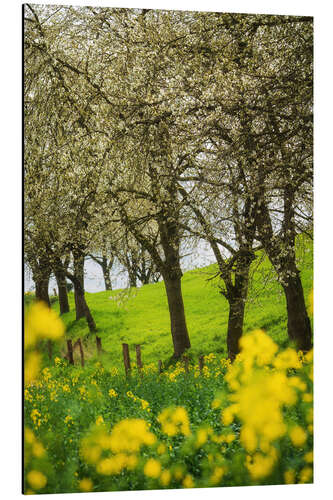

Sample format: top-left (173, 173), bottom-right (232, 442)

top-left (24, 237), bottom-right (313, 494)
top-left (49, 236), bottom-right (313, 370)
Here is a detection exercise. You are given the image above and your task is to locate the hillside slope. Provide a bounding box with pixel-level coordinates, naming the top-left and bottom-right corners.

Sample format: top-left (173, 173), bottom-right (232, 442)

top-left (48, 235), bottom-right (312, 369)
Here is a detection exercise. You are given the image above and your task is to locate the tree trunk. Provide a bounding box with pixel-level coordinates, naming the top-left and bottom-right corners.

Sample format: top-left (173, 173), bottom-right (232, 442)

top-left (282, 273), bottom-right (312, 351)
top-left (70, 249), bottom-right (97, 332)
top-left (256, 194), bottom-right (312, 352)
top-left (226, 297), bottom-right (246, 361)
top-left (73, 284), bottom-right (96, 332)
top-left (35, 274), bottom-right (51, 306)
top-left (164, 275), bottom-right (191, 358)
top-left (102, 257), bottom-right (112, 291)
top-left (128, 269), bottom-right (137, 288)
top-left (55, 269), bottom-right (70, 315)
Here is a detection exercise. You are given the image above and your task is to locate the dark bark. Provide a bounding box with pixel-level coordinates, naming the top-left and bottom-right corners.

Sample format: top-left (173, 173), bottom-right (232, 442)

top-left (225, 252), bottom-right (253, 360)
top-left (74, 287), bottom-right (96, 332)
top-left (163, 274), bottom-right (191, 358)
top-left (35, 275), bottom-right (51, 306)
top-left (96, 335), bottom-right (102, 355)
top-left (33, 254), bottom-right (51, 306)
top-left (66, 339), bottom-right (74, 365)
top-left (128, 266), bottom-right (137, 288)
top-left (66, 249), bottom-right (97, 333)
top-left (282, 273), bottom-right (312, 351)
top-left (226, 298), bottom-right (246, 361)
top-left (256, 196), bottom-right (312, 351)
top-left (54, 264), bottom-right (70, 315)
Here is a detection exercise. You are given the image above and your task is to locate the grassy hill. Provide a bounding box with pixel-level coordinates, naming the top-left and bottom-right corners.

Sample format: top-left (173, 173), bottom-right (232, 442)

top-left (45, 235), bottom-right (312, 370)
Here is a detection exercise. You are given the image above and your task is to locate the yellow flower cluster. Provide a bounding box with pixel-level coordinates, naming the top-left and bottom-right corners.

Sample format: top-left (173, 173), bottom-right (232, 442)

top-left (144, 458), bottom-right (161, 478)
top-left (80, 418), bottom-right (156, 477)
top-left (126, 391), bottom-right (150, 412)
top-left (24, 427), bottom-right (49, 494)
top-left (26, 470), bottom-right (47, 490)
top-left (64, 415), bottom-right (74, 426)
top-left (221, 329), bottom-right (312, 482)
top-left (25, 302), bottom-right (65, 348)
top-left (24, 302), bottom-right (65, 384)
top-left (25, 427), bottom-right (46, 459)
top-left (157, 406), bottom-right (191, 437)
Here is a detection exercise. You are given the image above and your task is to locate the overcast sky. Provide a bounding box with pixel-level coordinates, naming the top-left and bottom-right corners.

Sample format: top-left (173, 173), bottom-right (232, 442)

top-left (24, 240), bottom-right (217, 293)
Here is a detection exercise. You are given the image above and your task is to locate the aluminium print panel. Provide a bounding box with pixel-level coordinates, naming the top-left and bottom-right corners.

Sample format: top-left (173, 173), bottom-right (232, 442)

top-left (24, 3), bottom-right (313, 494)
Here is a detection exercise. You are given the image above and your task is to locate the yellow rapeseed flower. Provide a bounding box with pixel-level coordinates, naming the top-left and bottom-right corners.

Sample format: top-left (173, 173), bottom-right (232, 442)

top-left (157, 443), bottom-right (166, 455)
top-left (64, 415), bottom-right (73, 425)
top-left (284, 469), bottom-right (295, 484)
top-left (32, 442), bottom-right (45, 458)
top-left (160, 469), bottom-right (171, 486)
top-left (302, 393), bottom-right (313, 402)
top-left (240, 426), bottom-right (257, 453)
top-left (26, 470), bottom-right (47, 490)
top-left (274, 348), bottom-right (301, 370)
top-left (246, 451), bottom-right (277, 480)
top-left (211, 397), bottom-right (222, 409)
top-left (289, 426), bottom-right (307, 447)
top-left (210, 466), bottom-right (225, 485)
top-left (25, 301), bottom-right (65, 347)
top-left (196, 428), bottom-right (208, 447)
top-left (79, 478), bottom-right (93, 492)
top-left (25, 428), bottom-right (35, 445)
top-left (299, 466), bottom-right (313, 483)
top-left (183, 474), bottom-right (194, 488)
top-left (96, 454), bottom-right (128, 475)
top-left (95, 415), bottom-right (104, 426)
top-left (158, 407), bottom-right (191, 437)
top-left (144, 458), bottom-right (161, 478)
top-left (108, 419), bottom-right (156, 453)
top-left (239, 329), bottom-right (278, 367)
top-left (25, 351), bottom-right (42, 384)
top-left (81, 443), bottom-right (102, 464)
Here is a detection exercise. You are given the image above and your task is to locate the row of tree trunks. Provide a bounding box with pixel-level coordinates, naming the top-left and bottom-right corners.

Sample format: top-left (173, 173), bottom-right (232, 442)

top-left (30, 250), bottom-right (97, 339)
top-left (29, 243), bottom-right (310, 363)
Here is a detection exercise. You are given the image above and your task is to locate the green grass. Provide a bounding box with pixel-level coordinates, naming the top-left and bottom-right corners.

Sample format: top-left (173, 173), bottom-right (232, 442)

top-left (43, 235), bottom-right (312, 370)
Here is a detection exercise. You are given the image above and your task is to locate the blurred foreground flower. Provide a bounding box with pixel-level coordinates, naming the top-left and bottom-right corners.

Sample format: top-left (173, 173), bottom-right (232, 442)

top-left (25, 301), bottom-right (65, 348)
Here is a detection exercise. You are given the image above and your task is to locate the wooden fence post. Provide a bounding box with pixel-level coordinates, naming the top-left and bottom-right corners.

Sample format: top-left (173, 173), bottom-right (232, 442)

top-left (96, 336), bottom-right (102, 356)
top-left (67, 339), bottom-right (74, 365)
top-left (199, 355), bottom-right (204, 374)
top-left (122, 343), bottom-right (131, 376)
top-left (158, 360), bottom-right (163, 374)
top-left (135, 344), bottom-right (143, 372)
